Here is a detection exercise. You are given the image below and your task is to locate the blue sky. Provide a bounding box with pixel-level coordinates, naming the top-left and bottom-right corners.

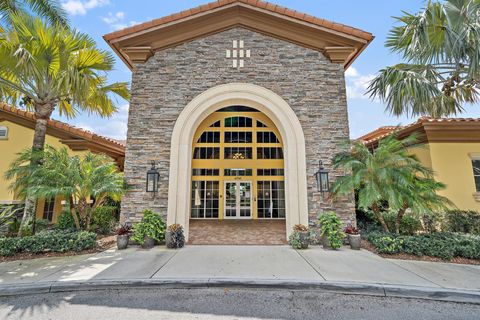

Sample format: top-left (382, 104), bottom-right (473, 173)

top-left (55, 0), bottom-right (480, 140)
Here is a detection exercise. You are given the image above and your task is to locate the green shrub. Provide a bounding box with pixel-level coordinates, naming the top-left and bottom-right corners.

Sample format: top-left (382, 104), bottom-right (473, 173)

top-left (366, 232), bottom-right (403, 254)
top-left (92, 206), bottom-right (117, 234)
top-left (421, 211), bottom-right (444, 233)
top-left (0, 230), bottom-right (97, 256)
top-left (55, 210), bottom-right (76, 231)
top-left (382, 211), bottom-right (423, 235)
top-left (365, 231), bottom-right (480, 260)
top-left (35, 219), bottom-right (50, 232)
top-left (132, 210), bottom-right (166, 245)
top-left (318, 211), bottom-right (345, 249)
top-left (8, 217), bottom-right (21, 236)
top-left (0, 237), bottom-right (19, 256)
top-left (0, 205), bottom-right (23, 232)
top-left (444, 210), bottom-right (480, 235)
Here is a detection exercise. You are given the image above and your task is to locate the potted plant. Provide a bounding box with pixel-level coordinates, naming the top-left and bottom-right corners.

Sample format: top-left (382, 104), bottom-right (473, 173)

top-left (344, 225), bottom-right (361, 250)
top-left (318, 211), bottom-right (345, 250)
top-left (131, 210), bottom-right (166, 249)
top-left (166, 224), bottom-right (185, 249)
top-left (288, 224), bottom-right (310, 249)
top-left (116, 224), bottom-right (132, 250)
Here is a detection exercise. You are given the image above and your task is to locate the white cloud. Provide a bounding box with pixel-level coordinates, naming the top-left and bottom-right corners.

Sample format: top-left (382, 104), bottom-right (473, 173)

top-left (102, 11), bottom-right (140, 31)
top-left (62, 0), bottom-right (109, 16)
top-left (74, 104), bottom-right (129, 140)
top-left (74, 122), bottom-right (95, 133)
top-left (345, 67), bottom-right (375, 100)
top-left (344, 66), bottom-right (359, 78)
top-left (102, 11), bottom-right (124, 24)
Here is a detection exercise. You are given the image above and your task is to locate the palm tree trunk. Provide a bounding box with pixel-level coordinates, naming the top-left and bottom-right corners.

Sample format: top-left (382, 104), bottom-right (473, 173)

top-left (77, 198), bottom-right (88, 228)
top-left (372, 203), bottom-right (389, 233)
top-left (69, 195), bottom-right (81, 230)
top-left (18, 105), bottom-right (52, 236)
top-left (395, 203), bottom-right (409, 234)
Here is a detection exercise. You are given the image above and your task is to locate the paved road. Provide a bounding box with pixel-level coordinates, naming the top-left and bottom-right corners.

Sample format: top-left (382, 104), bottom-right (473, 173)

top-left (1, 288), bottom-right (479, 320)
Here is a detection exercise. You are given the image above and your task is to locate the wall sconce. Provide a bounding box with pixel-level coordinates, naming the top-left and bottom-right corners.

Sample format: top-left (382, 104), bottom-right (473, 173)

top-left (315, 160), bottom-right (330, 194)
top-left (146, 160), bottom-right (160, 193)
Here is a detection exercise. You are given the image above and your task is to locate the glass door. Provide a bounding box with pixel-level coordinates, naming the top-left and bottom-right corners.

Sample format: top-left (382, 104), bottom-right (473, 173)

top-left (224, 181), bottom-right (252, 219)
top-left (225, 182), bottom-right (237, 218)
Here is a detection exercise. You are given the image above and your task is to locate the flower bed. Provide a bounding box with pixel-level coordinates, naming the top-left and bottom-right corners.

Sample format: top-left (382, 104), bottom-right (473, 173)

top-left (0, 230), bottom-right (97, 256)
top-left (365, 231), bottom-right (480, 261)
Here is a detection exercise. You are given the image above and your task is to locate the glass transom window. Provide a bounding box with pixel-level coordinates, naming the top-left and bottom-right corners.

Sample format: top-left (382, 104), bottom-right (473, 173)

top-left (191, 107), bottom-right (285, 220)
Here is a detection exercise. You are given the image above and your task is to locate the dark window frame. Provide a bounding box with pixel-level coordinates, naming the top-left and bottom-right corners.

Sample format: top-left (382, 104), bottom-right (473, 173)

top-left (42, 198), bottom-right (55, 222)
top-left (472, 160), bottom-right (480, 192)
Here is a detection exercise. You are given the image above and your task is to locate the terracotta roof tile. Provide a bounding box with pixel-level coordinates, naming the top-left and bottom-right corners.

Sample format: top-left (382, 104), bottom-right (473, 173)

top-left (265, 3), bottom-right (276, 11)
top-left (103, 0), bottom-right (373, 42)
top-left (0, 103), bottom-right (125, 151)
top-left (361, 117), bottom-right (480, 145)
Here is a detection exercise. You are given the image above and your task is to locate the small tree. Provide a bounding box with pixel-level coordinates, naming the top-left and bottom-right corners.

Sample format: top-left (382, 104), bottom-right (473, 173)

top-left (332, 134), bottom-right (449, 234)
top-left (6, 146), bottom-right (125, 230)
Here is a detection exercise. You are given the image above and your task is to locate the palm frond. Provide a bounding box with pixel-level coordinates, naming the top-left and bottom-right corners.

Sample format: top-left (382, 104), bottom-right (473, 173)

top-left (372, 0), bottom-right (480, 117)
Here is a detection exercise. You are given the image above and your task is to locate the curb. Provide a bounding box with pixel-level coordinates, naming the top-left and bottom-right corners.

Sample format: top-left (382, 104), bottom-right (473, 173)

top-left (1, 279), bottom-right (479, 304)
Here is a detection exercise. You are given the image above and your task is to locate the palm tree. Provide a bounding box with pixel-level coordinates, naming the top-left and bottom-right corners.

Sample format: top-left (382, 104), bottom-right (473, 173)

top-left (390, 166), bottom-right (450, 234)
top-left (6, 146), bottom-right (125, 231)
top-left (332, 134), bottom-right (449, 233)
top-left (0, 0), bottom-right (67, 26)
top-left (0, 14), bottom-right (130, 234)
top-left (368, 0), bottom-right (480, 117)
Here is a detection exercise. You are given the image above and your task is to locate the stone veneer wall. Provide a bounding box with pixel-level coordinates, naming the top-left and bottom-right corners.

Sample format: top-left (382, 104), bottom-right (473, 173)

top-left (123, 27), bottom-right (355, 227)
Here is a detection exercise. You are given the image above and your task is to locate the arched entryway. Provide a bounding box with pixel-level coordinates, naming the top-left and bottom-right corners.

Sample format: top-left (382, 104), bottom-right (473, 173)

top-left (189, 106), bottom-right (286, 244)
top-left (167, 83), bottom-right (308, 242)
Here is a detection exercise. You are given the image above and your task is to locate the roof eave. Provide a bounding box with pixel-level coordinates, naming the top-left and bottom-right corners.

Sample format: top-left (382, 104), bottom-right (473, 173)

top-left (104, 1), bottom-right (373, 70)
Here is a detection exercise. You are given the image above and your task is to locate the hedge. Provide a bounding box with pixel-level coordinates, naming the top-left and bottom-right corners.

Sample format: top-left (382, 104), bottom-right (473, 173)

top-left (444, 210), bottom-right (480, 235)
top-left (0, 230), bottom-right (97, 256)
top-left (365, 231), bottom-right (480, 261)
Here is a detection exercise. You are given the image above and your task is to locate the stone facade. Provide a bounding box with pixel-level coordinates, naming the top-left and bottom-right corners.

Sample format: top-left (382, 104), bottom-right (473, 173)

top-left (122, 27), bottom-right (355, 227)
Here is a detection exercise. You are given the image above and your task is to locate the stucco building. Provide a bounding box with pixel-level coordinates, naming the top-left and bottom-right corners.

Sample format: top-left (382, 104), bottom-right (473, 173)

top-left (361, 117), bottom-right (480, 213)
top-left (0, 103), bottom-right (125, 223)
top-left (104, 0), bottom-right (373, 244)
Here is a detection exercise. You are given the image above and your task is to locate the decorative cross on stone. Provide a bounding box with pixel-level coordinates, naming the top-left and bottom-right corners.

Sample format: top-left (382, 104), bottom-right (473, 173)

top-left (226, 40), bottom-right (251, 69)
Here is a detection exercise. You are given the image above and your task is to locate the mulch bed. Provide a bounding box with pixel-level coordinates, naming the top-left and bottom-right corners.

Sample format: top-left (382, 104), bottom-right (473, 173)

top-left (0, 234), bottom-right (116, 263)
top-left (361, 239), bottom-right (480, 266)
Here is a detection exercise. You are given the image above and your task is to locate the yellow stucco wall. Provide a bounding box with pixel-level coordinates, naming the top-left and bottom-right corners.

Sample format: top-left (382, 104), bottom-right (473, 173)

top-left (0, 120), bottom-right (86, 222)
top-left (409, 142), bottom-right (480, 212)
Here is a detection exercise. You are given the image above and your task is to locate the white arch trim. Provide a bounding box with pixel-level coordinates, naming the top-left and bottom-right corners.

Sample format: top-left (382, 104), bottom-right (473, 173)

top-left (167, 83), bottom-right (308, 240)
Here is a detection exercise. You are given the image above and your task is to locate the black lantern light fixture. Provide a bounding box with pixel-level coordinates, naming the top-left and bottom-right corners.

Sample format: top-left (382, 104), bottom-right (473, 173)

top-left (315, 160), bottom-right (330, 194)
top-left (146, 161), bottom-right (160, 193)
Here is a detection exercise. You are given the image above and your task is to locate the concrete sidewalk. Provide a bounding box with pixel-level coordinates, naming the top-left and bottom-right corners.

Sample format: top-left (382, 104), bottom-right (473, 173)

top-left (1, 246), bottom-right (479, 302)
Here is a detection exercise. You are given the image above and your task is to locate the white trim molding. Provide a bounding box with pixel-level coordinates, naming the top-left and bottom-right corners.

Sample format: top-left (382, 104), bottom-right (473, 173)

top-left (167, 83), bottom-right (308, 240)
top-left (0, 200), bottom-right (23, 205)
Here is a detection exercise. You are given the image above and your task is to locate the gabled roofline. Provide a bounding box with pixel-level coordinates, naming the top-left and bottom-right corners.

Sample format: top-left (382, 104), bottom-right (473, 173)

top-left (104, 0), bottom-right (373, 70)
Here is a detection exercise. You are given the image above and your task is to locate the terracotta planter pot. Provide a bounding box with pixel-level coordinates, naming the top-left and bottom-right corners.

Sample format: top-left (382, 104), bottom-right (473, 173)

top-left (321, 235), bottom-right (331, 249)
top-left (165, 231), bottom-right (172, 248)
top-left (297, 231), bottom-right (309, 249)
top-left (143, 236), bottom-right (155, 249)
top-left (117, 235), bottom-right (129, 250)
top-left (348, 234), bottom-right (361, 250)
